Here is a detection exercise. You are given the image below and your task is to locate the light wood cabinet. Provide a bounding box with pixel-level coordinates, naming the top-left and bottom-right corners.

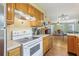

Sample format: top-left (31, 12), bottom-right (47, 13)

top-left (6, 3), bottom-right (15, 25)
top-left (68, 36), bottom-right (77, 54)
top-left (36, 11), bottom-right (44, 26)
top-left (15, 3), bottom-right (28, 14)
top-left (43, 36), bottom-right (52, 55)
top-left (68, 35), bottom-right (79, 56)
top-left (28, 4), bottom-right (35, 16)
top-left (49, 36), bottom-right (53, 49)
top-left (41, 13), bottom-right (43, 20)
top-left (7, 47), bottom-right (21, 56)
top-left (76, 37), bottom-right (79, 56)
top-left (28, 4), bottom-right (44, 27)
top-left (43, 36), bottom-right (49, 54)
top-left (36, 20), bottom-right (42, 26)
top-left (6, 3), bottom-right (44, 26)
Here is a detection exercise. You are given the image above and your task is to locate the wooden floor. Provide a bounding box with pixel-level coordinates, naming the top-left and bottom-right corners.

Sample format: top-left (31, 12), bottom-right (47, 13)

top-left (45, 36), bottom-right (68, 56)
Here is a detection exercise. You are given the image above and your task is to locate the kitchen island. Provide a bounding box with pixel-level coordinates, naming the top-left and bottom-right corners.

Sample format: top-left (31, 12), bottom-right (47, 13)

top-left (67, 33), bottom-right (79, 56)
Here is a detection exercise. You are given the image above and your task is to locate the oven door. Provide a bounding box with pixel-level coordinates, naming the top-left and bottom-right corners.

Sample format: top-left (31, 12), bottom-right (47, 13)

top-left (23, 41), bottom-right (43, 56)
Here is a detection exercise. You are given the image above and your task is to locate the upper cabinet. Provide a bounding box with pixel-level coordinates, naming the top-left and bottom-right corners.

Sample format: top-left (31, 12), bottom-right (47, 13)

top-left (6, 3), bottom-right (44, 26)
top-left (27, 4), bottom-right (44, 27)
top-left (6, 3), bottom-right (15, 25)
top-left (15, 3), bottom-right (28, 14)
top-left (28, 4), bottom-right (44, 20)
top-left (28, 4), bottom-right (35, 16)
top-left (40, 12), bottom-right (44, 21)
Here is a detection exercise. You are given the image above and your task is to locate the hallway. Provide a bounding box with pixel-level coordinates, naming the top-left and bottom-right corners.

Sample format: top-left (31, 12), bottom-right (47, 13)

top-left (45, 36), bottom-right (68, 56)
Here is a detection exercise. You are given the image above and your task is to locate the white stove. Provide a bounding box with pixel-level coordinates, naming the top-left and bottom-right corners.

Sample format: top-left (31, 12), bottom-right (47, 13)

top-left (12, 29), bottom-right (43, 56)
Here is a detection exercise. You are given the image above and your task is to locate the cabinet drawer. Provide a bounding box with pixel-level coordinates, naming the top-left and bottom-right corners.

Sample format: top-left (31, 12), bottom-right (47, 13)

top-left (9, 47), bottom-right (20, 53)
top-left (8, 47), bottom-right (21, 56)
top-left (9, 52), bottom-right (20, 56)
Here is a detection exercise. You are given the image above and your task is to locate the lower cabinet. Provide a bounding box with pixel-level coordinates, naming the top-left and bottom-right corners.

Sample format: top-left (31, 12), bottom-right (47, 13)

top-left (67, 35), bottom-right (79, 56)
top-left (76, 37), bottom-right (79, 56)
top-left (43, 36), bottom-right (52, 55)
top-left (49, 36), bottom-right (53, 49)
top-left (68, 35), bottom-right (77, 54)
top-left (7, 47), bottom-right (21, 56)
top-left (43, 36), bottom-right (49, 54)
top-left (76, 45), bottom-right (79, 56)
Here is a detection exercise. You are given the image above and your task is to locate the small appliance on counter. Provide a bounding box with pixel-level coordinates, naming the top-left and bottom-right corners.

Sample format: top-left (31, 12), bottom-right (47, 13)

top-left (32, 27), bottom-right (42, 35)
top-left (44, 26), bottom-right (51, 34)
top-left (45, 28), bottom-right (51, 34)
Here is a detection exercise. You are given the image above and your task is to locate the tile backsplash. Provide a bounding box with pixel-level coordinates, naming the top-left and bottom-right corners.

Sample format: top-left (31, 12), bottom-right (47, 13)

top-left (7, 17), bottom-right (32, 40)
top-left (14, 17), bottom-right (31, 28)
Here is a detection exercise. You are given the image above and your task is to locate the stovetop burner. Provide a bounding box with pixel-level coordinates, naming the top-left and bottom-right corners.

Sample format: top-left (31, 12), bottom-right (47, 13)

top-left (15, 37), bottom-right (40, 44)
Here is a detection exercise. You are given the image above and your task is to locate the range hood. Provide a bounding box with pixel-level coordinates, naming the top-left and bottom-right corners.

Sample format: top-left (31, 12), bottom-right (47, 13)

top-left (15, 10), bottom-right (36, 21)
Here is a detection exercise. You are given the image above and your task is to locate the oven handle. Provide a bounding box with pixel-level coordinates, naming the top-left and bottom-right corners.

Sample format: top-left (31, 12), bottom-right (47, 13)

top-left (24, 41), bottom-right (42, 48)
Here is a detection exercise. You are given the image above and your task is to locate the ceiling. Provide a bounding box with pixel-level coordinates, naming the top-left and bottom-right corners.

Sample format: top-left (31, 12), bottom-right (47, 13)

top-left (35, 3), bottom-right (79, 21)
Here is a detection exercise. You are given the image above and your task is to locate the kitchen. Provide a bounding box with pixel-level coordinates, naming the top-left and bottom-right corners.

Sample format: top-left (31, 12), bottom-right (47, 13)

top-left (6, 3), bottom-right (79, 56)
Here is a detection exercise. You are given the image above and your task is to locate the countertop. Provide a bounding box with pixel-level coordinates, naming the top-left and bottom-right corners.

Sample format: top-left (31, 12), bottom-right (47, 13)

top-left (7, 40), bottom-right (21, 51)
top-left (7, 34), bottom-right (50, 51)
top-left (67, 33), bottom-right (79, 37)
top-left (33, 34), bottom-right (50, 37)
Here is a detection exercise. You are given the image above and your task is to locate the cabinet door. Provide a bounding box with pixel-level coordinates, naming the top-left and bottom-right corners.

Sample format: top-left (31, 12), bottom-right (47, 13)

top-left (76, 37), bottom-right (79, 55)
top-left (68, 36), bottom-right (76, 54)
top-left (15, 3), bottom-right (28, 14)
top-left (28, 4), bottom-right (35, 16)
top-left (6, 3), bottom-right (15, 25)
top-left (28, 4), bottom-right (44, 27)
top-left (68, 36), bottom-right (74, 53)
top-left (41, 13), bottom-right (44, 20)
top-left (74, 36), bottom-right (77, 54)
top-left (36, 11), bottom-right (43, 26)
top-left (43, 39), bottom-right (47, 54)
top-left (36, 20), bottom-right (41, 26)
top-left (39, 11), bottom-right (43, 21)
top-left (8, 47), bottom-right (21, 56)
top-left (49, 36), bottom-right (52, 49)
top-left (77, 46), bottom-right (79, 56)
top-left (43, 36), bottom-right (49, 54)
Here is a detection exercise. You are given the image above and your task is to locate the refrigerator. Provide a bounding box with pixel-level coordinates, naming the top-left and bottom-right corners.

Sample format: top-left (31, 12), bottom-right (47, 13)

top-left (0, 4), bottom-right (6, 56)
